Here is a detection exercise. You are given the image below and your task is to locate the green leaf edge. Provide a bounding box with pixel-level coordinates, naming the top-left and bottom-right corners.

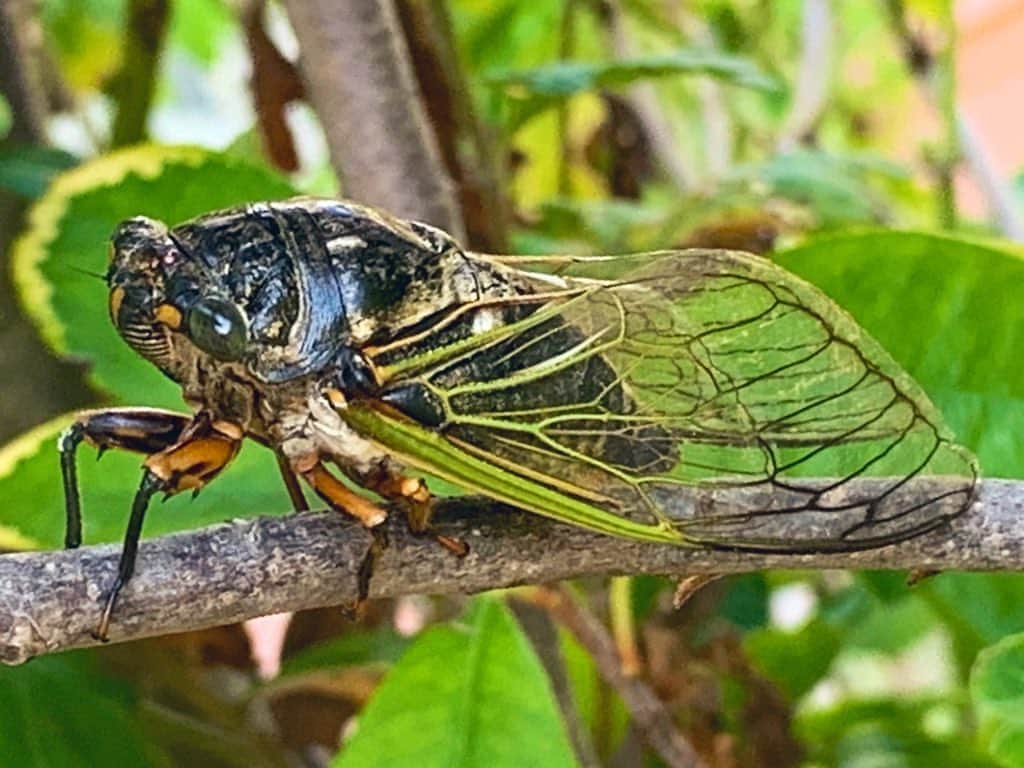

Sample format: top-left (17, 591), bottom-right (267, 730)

top-left (0, 414), bottom-right (73, 550)
top-left (11, 144), bottom-right (212, 355)
top-left (776, 226), bottom-right (1024, 264)
top-left (971, 631), bottom-right (1024, 726)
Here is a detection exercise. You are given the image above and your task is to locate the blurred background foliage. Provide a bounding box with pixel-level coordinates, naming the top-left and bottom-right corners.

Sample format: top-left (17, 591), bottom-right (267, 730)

top-left (0, 0), bottom-right (1022, 766)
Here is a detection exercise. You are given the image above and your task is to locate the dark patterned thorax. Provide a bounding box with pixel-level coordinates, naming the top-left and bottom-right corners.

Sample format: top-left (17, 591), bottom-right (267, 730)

top-left (170, 199), bottom-right (517, 384)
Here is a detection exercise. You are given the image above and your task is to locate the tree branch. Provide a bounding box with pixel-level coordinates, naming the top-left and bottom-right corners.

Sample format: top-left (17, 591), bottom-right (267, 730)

top-left (776, 0), bottom-right (833, 151)
top-left (109, 0), bottom-right (170, 148)
top-left (0, 478), bottom-right (1018, 665)
top-left (0, 0), bottom-right (48, 143)
top-left (282, 0), bottom-right (464, 238)
top-left (883, 0), bottom-right (1024, 240)
top-left (531, 585), bottom-right (707, 768)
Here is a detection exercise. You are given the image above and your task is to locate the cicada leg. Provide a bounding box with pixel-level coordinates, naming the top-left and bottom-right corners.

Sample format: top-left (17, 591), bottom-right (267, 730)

top-left (290, 455), bottom-right (388, 528)
top-left (362, 466), bottom-right (469, 557)
top-left (61, 410), bottom-right (244, 641)
top-left (274, 452), bottom-right (310, 512)
top-left (289, 455), bottom-right (391, 609)
top-left (59, 408), bottom-right (192, 549)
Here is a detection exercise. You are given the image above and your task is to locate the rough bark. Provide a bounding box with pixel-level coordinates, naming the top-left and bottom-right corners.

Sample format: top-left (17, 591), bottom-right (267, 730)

top-left (282, 0), bottom-right (464, 238)
top-left (0, 478), bottom-right (1019, 665)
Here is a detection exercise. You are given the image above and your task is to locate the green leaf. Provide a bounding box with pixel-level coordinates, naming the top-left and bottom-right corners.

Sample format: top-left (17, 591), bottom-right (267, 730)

top-left (719, 573), bottom-right (769, 630)
top-left (169, 0), bottom-right (234, 63)
top-left (989, 722), bottom-right (1024, 768)
top-left (745, 617), bottom-right (840, 700)
top-left (925, 574), bottom-right (1024, 672)
top-left (0, 145), bottom-right (298, 548)
top-left (734, 150), bottom-right (906, 227)
top-left (972, 633), bottom-right (1024, 726)
top-left (335, 598), bottom-right (579, 768)
top-left (277, 627), bottom-right (410, 678)
top-left (843, 594), bottom-right (938, 655)
top-left (971, 634), bottom-right (1024, 767)
top-left (0, 651), bottom-right (164, 767)
top-left (0, 147), bottom-right (78, 199)
top-left (798, 698), bottom-right (998, 768)
top-left (776, 231), bottom-right (1024, 478)
top-left (485, 48), bottom-right (781, 98)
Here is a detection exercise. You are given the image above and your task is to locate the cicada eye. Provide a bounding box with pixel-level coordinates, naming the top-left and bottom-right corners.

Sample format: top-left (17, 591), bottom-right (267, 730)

top-left (186, 296), bottom-right (248, 362)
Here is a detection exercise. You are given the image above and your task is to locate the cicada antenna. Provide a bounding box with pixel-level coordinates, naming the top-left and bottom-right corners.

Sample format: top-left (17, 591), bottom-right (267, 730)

top-left (64, 264), bottom-right (108, 282)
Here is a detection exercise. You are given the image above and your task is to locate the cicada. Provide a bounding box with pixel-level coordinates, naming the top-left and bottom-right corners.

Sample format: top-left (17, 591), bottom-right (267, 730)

top-left (60, 198), bottom-right (977, 638)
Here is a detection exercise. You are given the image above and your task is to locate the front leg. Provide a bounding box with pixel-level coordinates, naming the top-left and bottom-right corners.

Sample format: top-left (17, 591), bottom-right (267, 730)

top-left (60, 408), bottom-right (192, 548)
top-left (62, 411), bottom-right (244, 641)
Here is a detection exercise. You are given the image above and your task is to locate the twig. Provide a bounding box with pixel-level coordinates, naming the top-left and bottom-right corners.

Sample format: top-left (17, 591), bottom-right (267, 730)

top-left (676, 10), bottom-right (733, 177)
top-left (776, 0), bottom-right (833, 151)
top-left (0, 0), bottom-right (94, 441)
top-left (394, 0), bottom-right (509, 251)
top-left (281, 0), bottom-right (464, 238)
top-left (109, 0), bottom-right (170, 148)
top-left (510, 600), bottom-right (602, 768)
top-left (532, 585), bottom-right (707, 768)
top-left (606, 0), bottom-right (693, 191)
top-left (556, 0), bottom-right (577, 196)
top-left (0, 478), bottom-right (1019, 665)
top-left (883, 0), bottom-right (1024, 240)
top-left (955, 111), bottom-right (1024, 240)
top-left (0, 0), bottom-right (48, 143)
top-left (242, 0), bottom-right (304, 172)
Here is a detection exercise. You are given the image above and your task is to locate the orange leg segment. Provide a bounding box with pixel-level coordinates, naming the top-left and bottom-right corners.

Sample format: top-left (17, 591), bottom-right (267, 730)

top-left (363, 466), bottom-right (468, 557)
top-left (292, 456), bottom-right (388, 528)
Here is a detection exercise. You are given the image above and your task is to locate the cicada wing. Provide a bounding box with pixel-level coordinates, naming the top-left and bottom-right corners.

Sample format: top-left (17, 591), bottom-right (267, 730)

top-left (368, 249), bottom-right (978, 551)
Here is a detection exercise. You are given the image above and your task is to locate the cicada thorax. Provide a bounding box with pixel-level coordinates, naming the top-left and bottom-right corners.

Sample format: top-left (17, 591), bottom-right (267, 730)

top-left (164, 199), bottom-right (483, 386)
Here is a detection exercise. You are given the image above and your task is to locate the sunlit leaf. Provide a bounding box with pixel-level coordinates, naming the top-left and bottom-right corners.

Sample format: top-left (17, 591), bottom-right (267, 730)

top-left (0, 415), bottom-right (291, 549)
top-left (0, 92), bottom-right (11, 139)
top-left (169, 0), bottom-right (234, 63)
top-left (43, 0), bottom-right (124, 90)
top-left (334, 598), bottom-right (579, 768)
top-left (989, 723), bottom-right (1024, 768)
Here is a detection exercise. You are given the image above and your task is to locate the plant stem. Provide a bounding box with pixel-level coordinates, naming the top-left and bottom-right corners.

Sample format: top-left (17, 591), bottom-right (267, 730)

top-left (110, 0), bottom-right (169, 148)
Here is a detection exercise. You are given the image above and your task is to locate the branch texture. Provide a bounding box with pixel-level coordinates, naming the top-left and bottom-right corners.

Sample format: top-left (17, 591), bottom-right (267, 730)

top-left (282, 0), bottom-right (464, 238)
top-left (0, 478), bottom-right (1019, 664)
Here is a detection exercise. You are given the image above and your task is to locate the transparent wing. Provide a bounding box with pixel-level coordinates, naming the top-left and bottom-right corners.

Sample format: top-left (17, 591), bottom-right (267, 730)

top-left (369, 249), bottom-right (977, 551)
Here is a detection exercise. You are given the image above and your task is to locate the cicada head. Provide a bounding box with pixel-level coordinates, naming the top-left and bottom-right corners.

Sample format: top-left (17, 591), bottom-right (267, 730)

top-left (108, 212), bottom-right (272, 386)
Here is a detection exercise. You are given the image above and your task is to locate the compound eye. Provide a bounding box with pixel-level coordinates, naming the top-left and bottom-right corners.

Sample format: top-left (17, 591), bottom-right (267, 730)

top-left (186, 296), bottom-right (248, 361)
